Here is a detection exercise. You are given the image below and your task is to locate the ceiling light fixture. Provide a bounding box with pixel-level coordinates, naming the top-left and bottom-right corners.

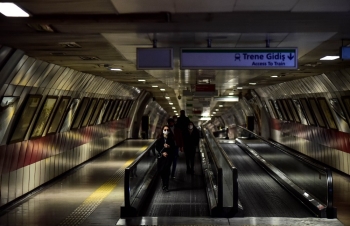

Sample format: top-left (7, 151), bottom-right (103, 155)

top-left (110, 68), bottom-right (122, 71)
top-left (0, 3), bottom-right (30, 17)
top-left (138, 79), bottom-right (145, 82)
top-left (160, 89), bottom-right (165, 91)
top-left (199, 117), bottom-right (211, 121)
top-left (228, 92), bottom-right (234, 95)
top-left (214, 96), bottom-right (239, 102)
top-left (172, 107), bottom-right (176, 109)
top-left (165, 97), bottom-right (170, 99)
top-left (152, 85), bottom-right (158, 87)
top-left (320, 56), bottom-right (339, 60)
top-left (219, 105), bottom-right (223, 107)
top-left (271, 75), bottom-right (278, 78)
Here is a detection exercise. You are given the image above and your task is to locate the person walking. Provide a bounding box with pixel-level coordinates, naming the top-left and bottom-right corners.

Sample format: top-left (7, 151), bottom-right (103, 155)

top-left (167, 118), bottom-right (184, 179)
top-left (183, 121), bottom-right (200, 175)
top-left (155, 125), bottom-right (176, 192)
top-left (176, 110), bottom-right (190, 132)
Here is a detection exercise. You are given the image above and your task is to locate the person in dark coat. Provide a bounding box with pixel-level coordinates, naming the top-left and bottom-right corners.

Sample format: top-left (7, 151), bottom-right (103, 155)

top-left (155, 125), bottom-right (176, 192)
top-left (183, 121), bottom-right (200, 174)
top-left (167, 118), bottom-right (184, 179)
top-left (176, 110), bottom-right (190, 132)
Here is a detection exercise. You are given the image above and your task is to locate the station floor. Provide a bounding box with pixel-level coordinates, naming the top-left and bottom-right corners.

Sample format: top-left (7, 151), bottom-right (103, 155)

top-left (0, 139), bottom-right (348, 226)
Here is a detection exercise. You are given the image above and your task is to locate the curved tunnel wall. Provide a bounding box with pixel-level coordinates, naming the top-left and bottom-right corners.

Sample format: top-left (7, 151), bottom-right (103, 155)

top-left (221, 70), bottom-right (350, 176)
top-left (0, 45), bottom-right (168, 207)
top-left (141, 99), bottom-right (169, 139)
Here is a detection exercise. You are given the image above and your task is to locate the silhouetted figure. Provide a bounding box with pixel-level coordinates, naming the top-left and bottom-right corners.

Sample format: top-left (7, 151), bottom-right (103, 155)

top-left (183, 121), bottom-right (200, 175)
top-left (155, 125), bottom-right (176, 192)
top-left (172, 115), bottom-right (178, 124)
top-left (167, 118), bottom-right (184, 179)
top-left (176, 110), bottom-right (190, 132)
top-left (141, 114), bottom-right (149, 139)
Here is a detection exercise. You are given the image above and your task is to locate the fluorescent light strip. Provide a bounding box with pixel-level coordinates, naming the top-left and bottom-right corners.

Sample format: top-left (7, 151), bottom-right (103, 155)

top-left (0, 3), bottom-right (30, 17)
top-left (214, 96), bottom-right (239, 102)
top-left (320, 56), bottom-right (339, 60)
top-left (160, 89), bottom-right (165, 91)
top-left (138, 79), bottom-right (145, 82)
top-left (152, 85), bottom-right (158, 87)
top-left (110, 68), bottom-right (122, 71)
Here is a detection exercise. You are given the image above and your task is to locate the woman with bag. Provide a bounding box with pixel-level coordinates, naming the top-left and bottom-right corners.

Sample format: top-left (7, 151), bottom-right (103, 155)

top-left (155, 125), bottom-right (176, 192)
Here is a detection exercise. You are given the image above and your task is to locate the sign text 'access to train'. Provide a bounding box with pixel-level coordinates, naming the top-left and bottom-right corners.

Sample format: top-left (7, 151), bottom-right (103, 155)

top-left (180, 48), bottom-right (298, 70)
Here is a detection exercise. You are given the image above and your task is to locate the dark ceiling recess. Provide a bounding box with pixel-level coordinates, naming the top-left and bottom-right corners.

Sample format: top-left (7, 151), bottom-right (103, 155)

top-left (50, 52), bottom-right (66, 56)
top-left (58, 42), bottom-right (82, 48)
top-left (79, 56), bottom-right (100, 60)
top-left (27, 24), bottom-right (55, 32)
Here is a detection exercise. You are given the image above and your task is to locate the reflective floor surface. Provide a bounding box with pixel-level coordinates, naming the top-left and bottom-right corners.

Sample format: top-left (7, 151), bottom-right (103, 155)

top-left (0, 139), bottom-right (154, 226)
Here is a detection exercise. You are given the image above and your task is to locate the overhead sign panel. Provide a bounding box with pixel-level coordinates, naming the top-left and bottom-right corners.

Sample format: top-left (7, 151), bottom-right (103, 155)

top-left (137, 48), bottom-right (173, 69)
top-left (181, 48), bottom-right (298, 69)
top-left (340, 47), bottom-right (350, 60)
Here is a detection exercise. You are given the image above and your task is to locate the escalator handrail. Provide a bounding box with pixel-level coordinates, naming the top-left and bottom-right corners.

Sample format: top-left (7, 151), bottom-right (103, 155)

top-left (202, 126), bottom-right (238, 211)
top-left (124, 140), bottom-right (157, 207)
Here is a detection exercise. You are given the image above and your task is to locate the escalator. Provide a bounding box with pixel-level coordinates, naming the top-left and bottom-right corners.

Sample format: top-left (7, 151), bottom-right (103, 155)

top-left (220, 141), bottom-right (314, 217)
top-left (140, 151), bottom-right (210, 217)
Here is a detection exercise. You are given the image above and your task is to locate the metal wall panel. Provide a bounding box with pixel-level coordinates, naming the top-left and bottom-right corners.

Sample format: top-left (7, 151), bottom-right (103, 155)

top-left (0, 173), bottom-right (9, 204)
top-left (12, 59), bottom-right (41, 86)
top-left (51, 68), bottom-right (72, 90)
top-left (15, 168), bottom-right (23, 198)
top-left (8, 171), bottom-right (17, 201)
top-left (22, 164), bottom-right (30, 195)
top-left (0, 46), bottom-right (13, 70)
top-left (39, 159), bottom-right (45, 185)
top-left (2, 52), bottom-right (27, 86)
top-left (0, 48), bottom-right (145, 206)
top-left (27, 62), bottom-right (50, 87)
top-left (68, 73), bottom-right (85, 91)
top-left (61, 70), bottom-right (76, 91)
top-left (28, 164), bottom-right (35, 191)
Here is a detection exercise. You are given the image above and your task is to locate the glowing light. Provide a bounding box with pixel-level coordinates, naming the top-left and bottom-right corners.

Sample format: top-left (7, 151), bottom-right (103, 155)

top-left (0, 3), bottom-right (30, 17)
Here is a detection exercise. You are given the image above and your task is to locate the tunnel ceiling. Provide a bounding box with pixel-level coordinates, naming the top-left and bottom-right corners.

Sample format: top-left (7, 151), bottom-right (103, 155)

top-left (1, 0), bottom-right (350, 123)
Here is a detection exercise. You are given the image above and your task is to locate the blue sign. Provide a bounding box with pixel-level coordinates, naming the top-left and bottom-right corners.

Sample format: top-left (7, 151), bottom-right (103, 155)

top-left (181, 48), bottom-right (298, 69)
